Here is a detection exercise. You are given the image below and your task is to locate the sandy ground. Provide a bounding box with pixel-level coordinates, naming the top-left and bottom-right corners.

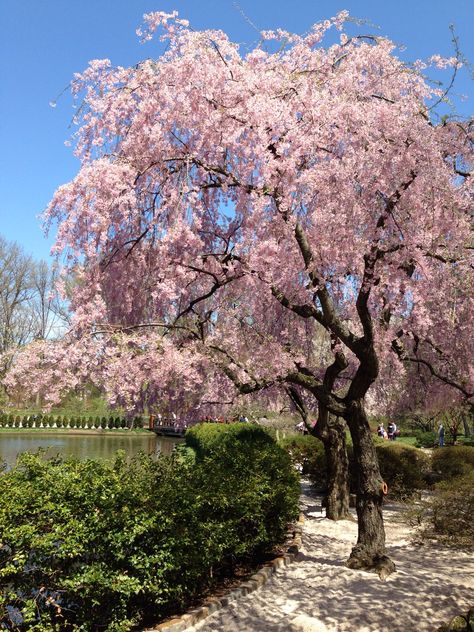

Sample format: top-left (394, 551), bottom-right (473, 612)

top-left (189, 481), bottom-right (473, 632)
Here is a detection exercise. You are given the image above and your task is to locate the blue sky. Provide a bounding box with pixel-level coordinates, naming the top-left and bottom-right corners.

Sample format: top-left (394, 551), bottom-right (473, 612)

top-left (1, 0), bottom-right (473, 262)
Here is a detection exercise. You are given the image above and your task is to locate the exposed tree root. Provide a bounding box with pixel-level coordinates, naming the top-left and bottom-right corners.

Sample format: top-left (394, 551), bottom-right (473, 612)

top-left (346, 549), bottom-right (396, 580)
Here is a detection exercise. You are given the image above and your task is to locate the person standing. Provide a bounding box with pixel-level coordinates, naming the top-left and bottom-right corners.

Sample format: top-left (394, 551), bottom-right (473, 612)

top-left (438, 423), bottom-right (445, 447)
top-left (387, 421), bottom-right (395, 441)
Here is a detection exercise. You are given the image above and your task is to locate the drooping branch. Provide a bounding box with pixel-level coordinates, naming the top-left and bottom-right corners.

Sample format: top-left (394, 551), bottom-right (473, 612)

top-left (391, 335), bottom-right (473, 400)
top-left (286, 385), bottom-right (310, 424)
top-left (173, 271), bottom-right (243, 324)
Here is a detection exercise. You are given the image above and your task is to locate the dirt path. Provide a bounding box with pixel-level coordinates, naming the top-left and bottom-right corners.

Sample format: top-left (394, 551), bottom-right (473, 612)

top-left (189, 481), bottom-right (473, 632)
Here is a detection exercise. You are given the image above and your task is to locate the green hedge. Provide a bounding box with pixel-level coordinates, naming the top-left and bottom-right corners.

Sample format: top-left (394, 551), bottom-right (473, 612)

top-left (431, 446), bottom-right (474, 481)
top-left (429, 471), bottom-right (474, 548)
top-left (414, 430), bottom-right (438, 448)
top-left (0, 425), bottom-right (299, 631)
top-left (185, 423), bottom-right (300, 550)
top-left (375, 442), bottom-right (430, 498)
top-left (279, 435), bottom-right (327, 487)
top-left (279, 434), bottom-right (430, 499)
top-left (0, 414), bottom-right (131, 430)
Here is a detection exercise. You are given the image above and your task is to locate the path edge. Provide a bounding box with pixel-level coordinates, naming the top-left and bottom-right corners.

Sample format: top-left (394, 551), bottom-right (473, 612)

top-left (144, 514), bottom-right (305, 632)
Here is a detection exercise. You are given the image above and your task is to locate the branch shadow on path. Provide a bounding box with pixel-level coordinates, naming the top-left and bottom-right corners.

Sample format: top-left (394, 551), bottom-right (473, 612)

top-left (190, 481), bottom-right (473, 632)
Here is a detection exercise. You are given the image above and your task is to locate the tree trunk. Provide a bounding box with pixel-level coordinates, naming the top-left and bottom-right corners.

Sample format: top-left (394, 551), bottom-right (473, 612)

top-left (344, 399), bottom-right (396, 578)
top-left (286, 386), bottom-right (351, 520)
top-left (321, 418), bottom-right (351, 520)
top-left (463, 412), bottom-right (471, 439)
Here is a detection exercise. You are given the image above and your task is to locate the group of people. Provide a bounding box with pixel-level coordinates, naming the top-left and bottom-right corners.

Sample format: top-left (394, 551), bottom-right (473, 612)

top-left (377, 421), bottom-right (398, 441)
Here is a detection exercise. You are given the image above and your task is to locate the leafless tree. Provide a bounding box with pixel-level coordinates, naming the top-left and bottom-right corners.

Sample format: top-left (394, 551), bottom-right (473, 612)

top-left (0, 236), bottom-right (34, 357)
top-left (0, 235), bottom-right (68, 374)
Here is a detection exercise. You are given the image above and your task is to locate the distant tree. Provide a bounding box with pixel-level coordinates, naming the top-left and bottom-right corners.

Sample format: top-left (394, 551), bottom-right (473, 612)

top-left (0, 235), bottom-right (34, 359)
top-left (30, 259), bottom-right (68, 341)
top-left (0, 235), bottom-right (68, 407)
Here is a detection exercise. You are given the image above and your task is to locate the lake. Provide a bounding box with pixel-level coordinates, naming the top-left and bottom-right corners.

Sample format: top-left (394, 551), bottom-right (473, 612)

top-left (0, 431), bottom-right (179, 470)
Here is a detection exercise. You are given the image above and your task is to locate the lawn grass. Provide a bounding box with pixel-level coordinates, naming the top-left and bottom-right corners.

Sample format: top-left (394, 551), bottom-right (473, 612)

top-left (394, 436), bottom-right (418, 446)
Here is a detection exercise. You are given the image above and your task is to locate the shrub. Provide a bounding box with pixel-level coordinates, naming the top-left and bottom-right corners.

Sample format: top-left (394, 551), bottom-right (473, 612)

top-left (436, 608), bottom-right (474, 632)
top-left (133, 416), bottom-right (143, 429)
top-left (279, 434), bottom-right (429, 499)
top-left (0, 427), bottom-right (299, 631)
top-left (375, 443), bottom-right (430, 498)
top-left (428, 471), bottom-right (474, 548)
top-left (431, 446), bottom-right (474, 481)
top-left (279, 435), bottom-right (327, 488)
top-left (414, 430), bottom-right (437, 448)
top-left (185, 423), bottom-right (300, 550)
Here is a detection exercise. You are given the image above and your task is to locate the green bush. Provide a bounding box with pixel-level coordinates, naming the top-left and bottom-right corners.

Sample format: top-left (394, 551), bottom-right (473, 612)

top-left (0, 426), bottom-right (299, 631)
top-left (132, 416), bottom-right (143, 429)
top-left (279, 434), bottom-right (429, 499)
top-left (185, 423), bottom-right (300, 550)
top-left (431, 446), bottom-right (474, 481)
top-left (414, 430), bottom-right (437, 448)
top-left (375, 442), bottom-right (430, 498)
top-left (428, 471), bottom-right (474, 548)
top-left (279, 435), bottom-right (327, 488)
top-left (436, 608), bottom-right (474, 632)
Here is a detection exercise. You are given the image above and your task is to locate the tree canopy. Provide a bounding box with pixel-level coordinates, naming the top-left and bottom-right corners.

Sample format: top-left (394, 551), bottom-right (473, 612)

top-left (4, 10), bottom-right (473, 572)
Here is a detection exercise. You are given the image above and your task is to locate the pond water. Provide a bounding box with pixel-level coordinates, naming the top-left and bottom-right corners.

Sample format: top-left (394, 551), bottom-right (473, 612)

top-left (0, 432), bottom-right (179, 470)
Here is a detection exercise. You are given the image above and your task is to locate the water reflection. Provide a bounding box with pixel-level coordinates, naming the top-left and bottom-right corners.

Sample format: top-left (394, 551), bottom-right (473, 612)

top-left (0, 432), bottom-right (180, 469)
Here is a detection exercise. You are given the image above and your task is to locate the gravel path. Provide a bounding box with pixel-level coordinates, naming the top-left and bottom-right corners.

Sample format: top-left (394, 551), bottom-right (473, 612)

top-left (188, 481), bottom-right (473, 632)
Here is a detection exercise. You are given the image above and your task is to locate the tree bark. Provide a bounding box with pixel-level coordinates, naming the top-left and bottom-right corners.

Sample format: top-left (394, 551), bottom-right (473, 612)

top-left (287, 386), bottom-right (351, 520)
top-left (344, 399), bottom-right (396, 578)
top-left (322, 417), bottom-right (351, 520)
top-left (463, 411), bottom-right (472, 438)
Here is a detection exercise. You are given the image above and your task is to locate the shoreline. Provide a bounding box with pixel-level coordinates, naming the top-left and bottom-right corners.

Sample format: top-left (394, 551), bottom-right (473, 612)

top-left (0, 428), bottom-right (150, 436)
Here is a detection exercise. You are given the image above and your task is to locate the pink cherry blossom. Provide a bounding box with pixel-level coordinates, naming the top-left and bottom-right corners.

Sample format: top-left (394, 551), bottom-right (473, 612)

top-left (5, 11), bottom-right (473, 572)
